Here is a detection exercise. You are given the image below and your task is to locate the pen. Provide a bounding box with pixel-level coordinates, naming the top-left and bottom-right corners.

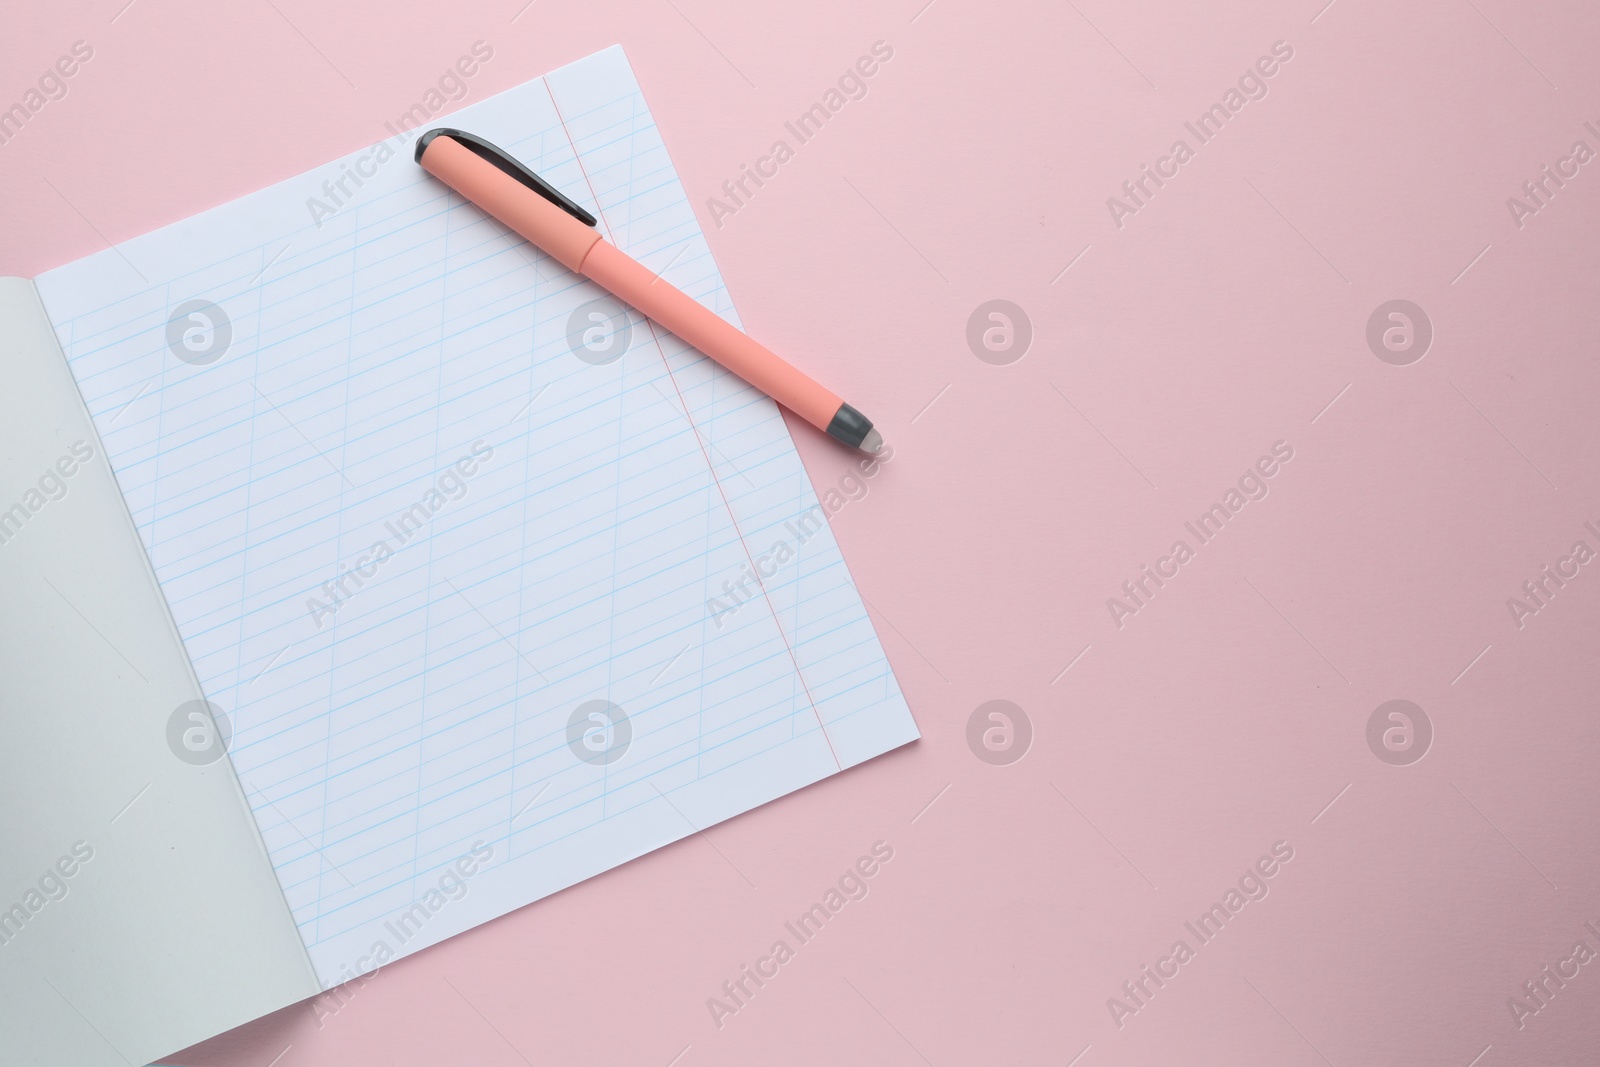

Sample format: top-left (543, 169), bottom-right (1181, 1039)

top-left (415, 128), bottom-right (882, 453)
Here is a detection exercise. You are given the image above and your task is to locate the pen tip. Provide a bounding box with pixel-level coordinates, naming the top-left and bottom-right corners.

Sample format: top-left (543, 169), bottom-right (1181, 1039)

top-left (860, 428), bottom-right (884, 454)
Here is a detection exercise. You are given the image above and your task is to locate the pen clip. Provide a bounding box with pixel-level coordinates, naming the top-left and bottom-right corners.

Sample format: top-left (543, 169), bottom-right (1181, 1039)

top-left (415, 128), bottom-right (599, 227)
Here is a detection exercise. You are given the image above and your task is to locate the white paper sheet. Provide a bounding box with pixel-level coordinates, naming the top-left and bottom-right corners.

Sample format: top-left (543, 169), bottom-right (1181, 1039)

top-left (34, 44), bottom-right (918, 985)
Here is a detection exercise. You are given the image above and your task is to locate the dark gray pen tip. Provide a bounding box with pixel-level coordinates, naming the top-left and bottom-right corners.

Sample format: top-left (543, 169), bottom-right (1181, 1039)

top-left (825, 402), bottom-right (875, 451)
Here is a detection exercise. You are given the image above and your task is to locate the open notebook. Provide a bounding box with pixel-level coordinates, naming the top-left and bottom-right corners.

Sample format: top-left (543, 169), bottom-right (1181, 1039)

top-left (0, 45), bottom-right (916, 1065)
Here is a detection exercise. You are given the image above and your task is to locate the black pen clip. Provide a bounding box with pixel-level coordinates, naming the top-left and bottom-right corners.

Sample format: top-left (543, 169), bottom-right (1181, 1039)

top-left (415, 127), bottom-right (598, 227)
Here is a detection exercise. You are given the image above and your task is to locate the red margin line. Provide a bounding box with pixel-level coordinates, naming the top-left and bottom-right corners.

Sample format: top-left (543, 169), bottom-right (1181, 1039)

top-left (542, 79), bottom-right (841, 771)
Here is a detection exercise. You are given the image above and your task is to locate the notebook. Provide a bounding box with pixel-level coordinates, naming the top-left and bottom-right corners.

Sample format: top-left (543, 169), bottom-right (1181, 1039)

top-left (0, 44), bottom-right (917, 1066)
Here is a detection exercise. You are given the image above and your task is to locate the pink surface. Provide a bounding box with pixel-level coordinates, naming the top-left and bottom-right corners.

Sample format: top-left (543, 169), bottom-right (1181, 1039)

top-left (7, 1), bottom-right (1600, 1064)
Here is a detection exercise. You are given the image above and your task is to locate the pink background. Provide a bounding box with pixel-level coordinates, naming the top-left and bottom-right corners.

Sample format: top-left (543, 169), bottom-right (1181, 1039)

top-left (8, 0), bottom-right (1600, 1064)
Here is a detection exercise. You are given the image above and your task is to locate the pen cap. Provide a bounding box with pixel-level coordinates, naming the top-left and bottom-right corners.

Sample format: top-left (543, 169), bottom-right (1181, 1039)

top-left (417, 133), bottom-right (602, 273)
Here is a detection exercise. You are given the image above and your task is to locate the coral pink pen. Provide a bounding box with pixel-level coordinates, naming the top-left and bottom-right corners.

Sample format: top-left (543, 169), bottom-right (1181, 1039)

top-left (415, 128), bottom-right (882, 453)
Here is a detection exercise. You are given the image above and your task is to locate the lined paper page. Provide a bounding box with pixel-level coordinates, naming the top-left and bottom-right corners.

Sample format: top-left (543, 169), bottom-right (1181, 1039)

top-left (34, 45), bottom-right (917, 985)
